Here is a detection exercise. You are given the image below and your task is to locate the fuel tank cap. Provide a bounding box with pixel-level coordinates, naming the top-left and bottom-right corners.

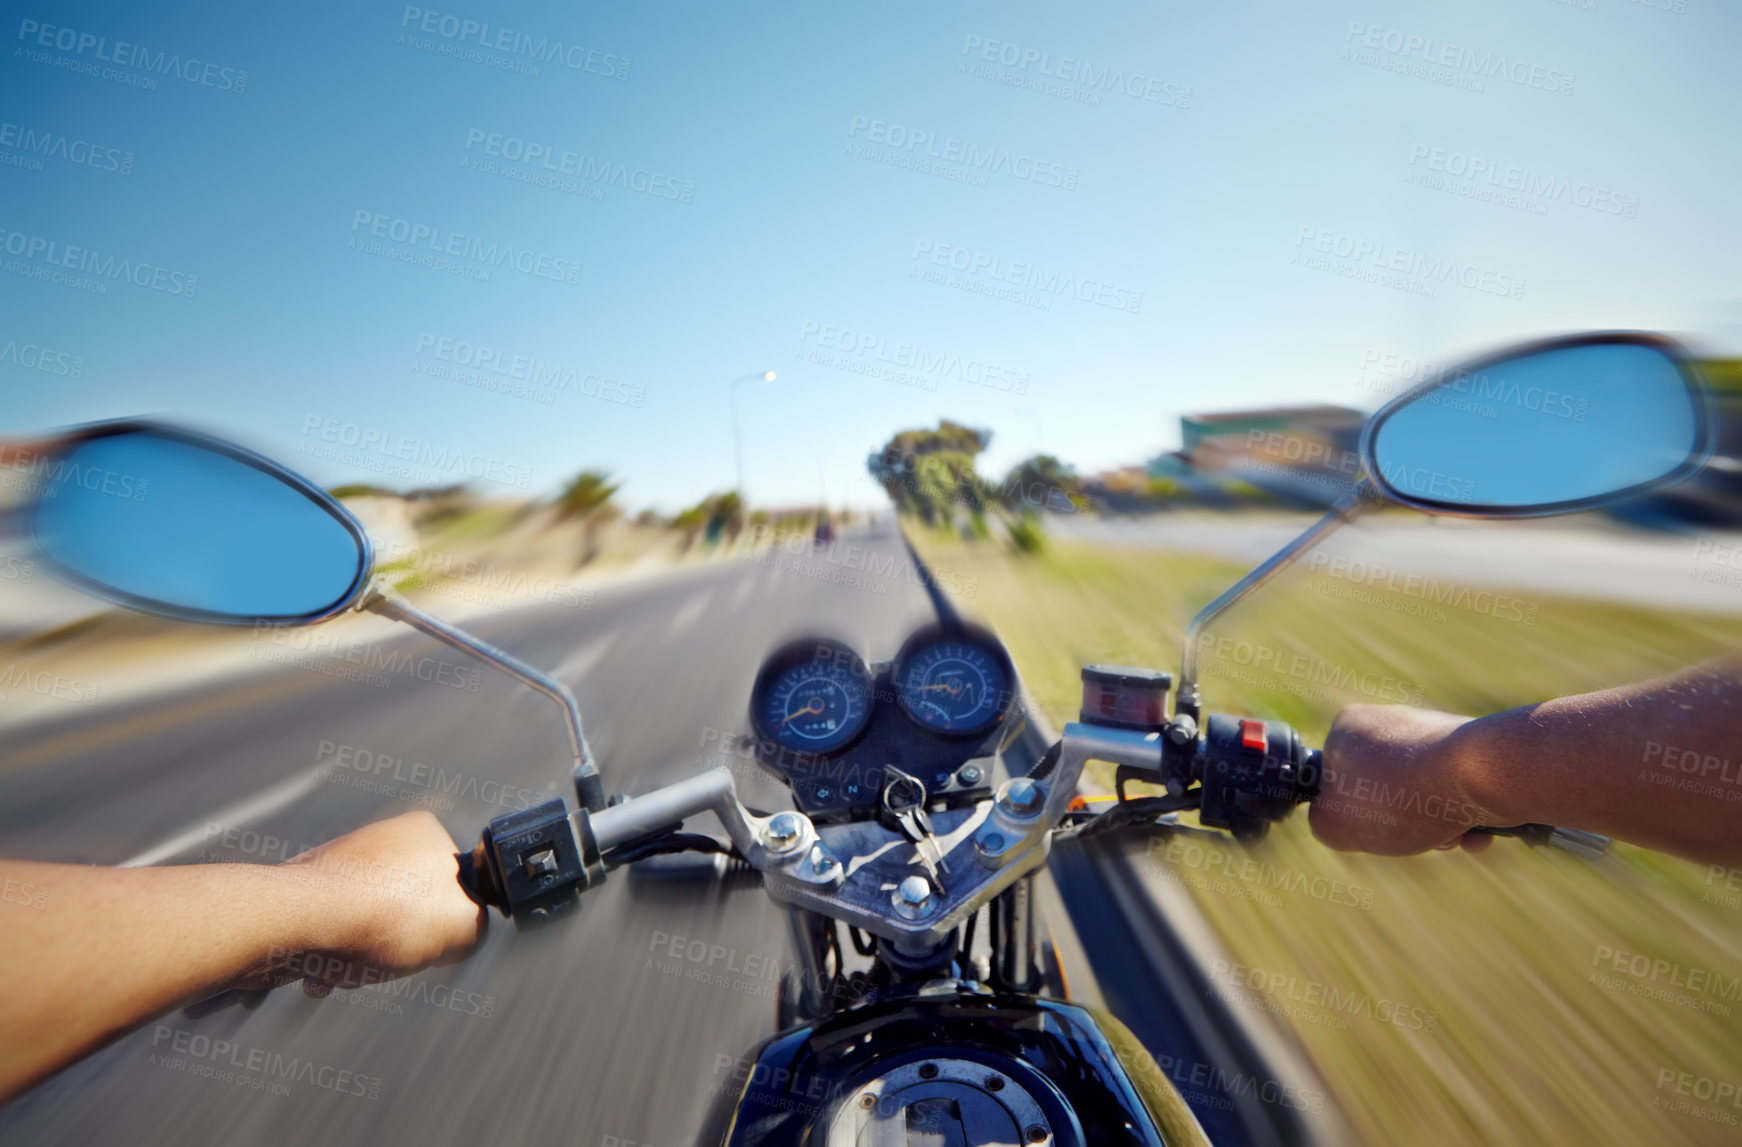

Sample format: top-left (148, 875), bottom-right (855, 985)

top-left (825, 1057), bottom-right (1063, 1147)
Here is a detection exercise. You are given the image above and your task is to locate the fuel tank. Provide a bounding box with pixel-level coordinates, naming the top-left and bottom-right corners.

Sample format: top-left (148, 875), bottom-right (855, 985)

top-left (699, 985), bottom-right (1210, 1147)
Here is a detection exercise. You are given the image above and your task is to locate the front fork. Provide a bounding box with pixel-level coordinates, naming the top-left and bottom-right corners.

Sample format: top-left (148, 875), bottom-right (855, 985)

top-left (991, 874), bottom-right (1040, 992)
top-left (781, 908), bottom-right (838, 1024)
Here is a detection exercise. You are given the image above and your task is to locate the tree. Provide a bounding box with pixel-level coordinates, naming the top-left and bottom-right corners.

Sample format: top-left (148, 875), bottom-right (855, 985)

top-left (555, 470), bottom-right (620, 519)
top-left (554, 470), bottom-right (621, 567)
top-left (866, 420), bottom-right (994, 525)
top-left (671, 503), bottom-right (709, 551)
top-left (998, 455), bottom-right (1088, 514)
top-left (713, 491), bottom-right (744, 545)
top-left (670, 491), bottom-right (742, 551)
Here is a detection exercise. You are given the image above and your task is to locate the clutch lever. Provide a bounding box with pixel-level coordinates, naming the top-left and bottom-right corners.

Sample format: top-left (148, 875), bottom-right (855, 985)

top-left (1060, 793), bottom-right (1201, 842)
top-left (182, 986), bottom-right (272, 1018)
top-left (181, 971), bottom-right (311, 1018)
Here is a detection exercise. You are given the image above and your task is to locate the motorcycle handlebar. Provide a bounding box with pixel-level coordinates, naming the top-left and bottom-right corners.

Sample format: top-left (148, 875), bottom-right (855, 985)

top-left (458, 768), bottom-right (792, 927)
top-left (454, 719), bottom-right (1615, 927)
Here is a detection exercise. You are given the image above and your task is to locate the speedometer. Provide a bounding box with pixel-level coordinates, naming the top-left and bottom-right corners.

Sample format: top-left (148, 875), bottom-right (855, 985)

top-left (750, 639), bottom-right (874, 756)
top-left (893, 625), bottom-right (1014, 737)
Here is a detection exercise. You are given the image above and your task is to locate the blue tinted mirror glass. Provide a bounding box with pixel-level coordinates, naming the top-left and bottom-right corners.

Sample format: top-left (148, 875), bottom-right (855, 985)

top-left (1368, 341), bottom-right (1702, 512)
top-left (31, 428), bottom-right (369, 623)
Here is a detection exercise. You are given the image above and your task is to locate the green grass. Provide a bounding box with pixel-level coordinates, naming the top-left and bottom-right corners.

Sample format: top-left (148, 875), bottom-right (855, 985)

top-left (911, 528), bottom-right (1742, 1147)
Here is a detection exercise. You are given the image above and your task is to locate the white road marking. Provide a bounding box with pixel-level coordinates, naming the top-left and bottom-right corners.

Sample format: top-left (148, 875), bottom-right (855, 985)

top-left (666, 591), bottom-right (712, 636)
top-left (124, 637), bottom-right (623, 868)
top-left (728, 577), bottom-right (756, 610)
top-left (552, 634), bottom-right (618, 682)
top-left (119, 764), bottom-right (331, 868)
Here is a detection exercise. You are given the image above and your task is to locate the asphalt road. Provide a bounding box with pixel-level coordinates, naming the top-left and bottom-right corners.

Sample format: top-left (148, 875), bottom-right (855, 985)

top-left (1045, 511), bottom-right (1742, 615)
top-left (0, 519), bottom-right (1316, 1146)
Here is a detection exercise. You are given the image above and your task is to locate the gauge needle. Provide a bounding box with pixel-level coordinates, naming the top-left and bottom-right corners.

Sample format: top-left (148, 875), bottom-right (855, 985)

top-left (778, 697), bottom-right (823, 726)
top-left (916, 681), bottom-right (964, 695)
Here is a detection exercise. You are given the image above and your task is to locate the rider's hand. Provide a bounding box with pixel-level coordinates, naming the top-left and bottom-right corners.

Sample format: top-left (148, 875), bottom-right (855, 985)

top-left (247, 810), bottom-right (486, 993)
top-left (1309, 704), bottom-right (1501, 856)
top-left (0, 809), bottom-right (489, 1100)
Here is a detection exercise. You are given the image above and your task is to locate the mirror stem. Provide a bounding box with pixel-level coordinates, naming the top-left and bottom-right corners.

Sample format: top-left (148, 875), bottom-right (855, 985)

top-left (1175, 486), bottom-right (1372, 720)
top-left (358, 582), bottom-right (604, 811)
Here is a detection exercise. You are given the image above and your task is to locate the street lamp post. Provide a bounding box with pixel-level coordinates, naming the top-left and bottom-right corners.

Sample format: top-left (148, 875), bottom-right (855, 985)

top-left (728, 370), bottom-right (776, 524)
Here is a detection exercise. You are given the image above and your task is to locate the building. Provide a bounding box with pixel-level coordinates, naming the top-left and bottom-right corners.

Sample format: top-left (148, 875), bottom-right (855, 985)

top-left (1147, 404), bottom-right (1368, 507)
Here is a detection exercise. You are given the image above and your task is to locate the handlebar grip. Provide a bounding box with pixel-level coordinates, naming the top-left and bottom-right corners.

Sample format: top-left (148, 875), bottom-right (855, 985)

top-left (1296, 747), bottom-right (1607, 861)
top-left (455, 843), bottom-right (505, 910)
top-left (1469, 823), bottom-right (1612, 860)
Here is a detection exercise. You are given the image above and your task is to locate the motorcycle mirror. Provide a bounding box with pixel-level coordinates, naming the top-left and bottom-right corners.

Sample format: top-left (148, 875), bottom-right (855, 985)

top-left (29, 420), bottom-right (372, 625)
top-left (23, 418), bottom-right (606, 810)
top-left (1174, 331), bottom-right (1714, 717)
top-left (1362, 332), bottom-right (1714, 518)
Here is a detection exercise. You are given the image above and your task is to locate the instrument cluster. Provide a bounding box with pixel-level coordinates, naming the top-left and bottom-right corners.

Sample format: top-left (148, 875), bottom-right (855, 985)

top-left (747, 622), bottom-right (1020, 820)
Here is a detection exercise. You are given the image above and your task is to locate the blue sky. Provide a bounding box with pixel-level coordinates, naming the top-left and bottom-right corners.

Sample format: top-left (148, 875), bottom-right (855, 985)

top-left (5, 0), bottom-right (1739, 511)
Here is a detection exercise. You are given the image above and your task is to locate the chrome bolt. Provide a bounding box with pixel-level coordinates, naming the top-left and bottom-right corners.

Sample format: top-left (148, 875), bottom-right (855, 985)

top-left (999, 778), bottom-right (1044, 817)
top-left (808, 846), bottom-right (837, 876)
top-left (893, 875), bottom-right (935, 919)
top-left (957, 764), bottom-right (983, 786)
top-left (976, 832), bottom-right (1006, 857)
top-left (763, 812), bottom-right (804, 853)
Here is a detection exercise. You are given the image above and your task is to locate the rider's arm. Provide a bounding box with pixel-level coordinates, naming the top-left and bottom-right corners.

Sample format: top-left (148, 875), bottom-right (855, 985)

top-left (0, 811), bottom-right (483, 1103)
top-left (1310, 657), bottom-right (1742, 867)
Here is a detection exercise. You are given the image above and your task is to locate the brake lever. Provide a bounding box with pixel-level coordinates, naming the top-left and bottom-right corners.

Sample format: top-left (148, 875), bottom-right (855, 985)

top-left (1468, 823), bottom-right (1612, 860)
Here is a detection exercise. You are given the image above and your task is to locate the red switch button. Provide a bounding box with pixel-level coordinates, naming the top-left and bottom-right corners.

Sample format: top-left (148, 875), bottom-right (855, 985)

top-left (1240, 719), bottom-right (1267, 752)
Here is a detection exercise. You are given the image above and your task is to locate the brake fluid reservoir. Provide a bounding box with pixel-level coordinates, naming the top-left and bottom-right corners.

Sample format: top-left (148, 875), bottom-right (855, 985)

top-left (1079, 664), bottom-right (1172, 732)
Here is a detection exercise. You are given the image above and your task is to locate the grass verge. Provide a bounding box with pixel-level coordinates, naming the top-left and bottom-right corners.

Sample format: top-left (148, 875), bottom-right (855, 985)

top-left (910, 524), bottom-right (1742, 1147)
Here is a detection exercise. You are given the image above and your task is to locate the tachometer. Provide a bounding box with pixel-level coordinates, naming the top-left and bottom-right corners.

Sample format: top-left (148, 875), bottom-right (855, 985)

top-left (893, 626), bottom-right (1014, 737)
top-left (750, 639), bottom-right (874, 757)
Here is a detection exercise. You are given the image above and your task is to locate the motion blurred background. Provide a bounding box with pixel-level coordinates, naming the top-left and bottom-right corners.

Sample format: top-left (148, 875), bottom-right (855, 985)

top-left (3, 0), bottom-right (1741, 1144)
